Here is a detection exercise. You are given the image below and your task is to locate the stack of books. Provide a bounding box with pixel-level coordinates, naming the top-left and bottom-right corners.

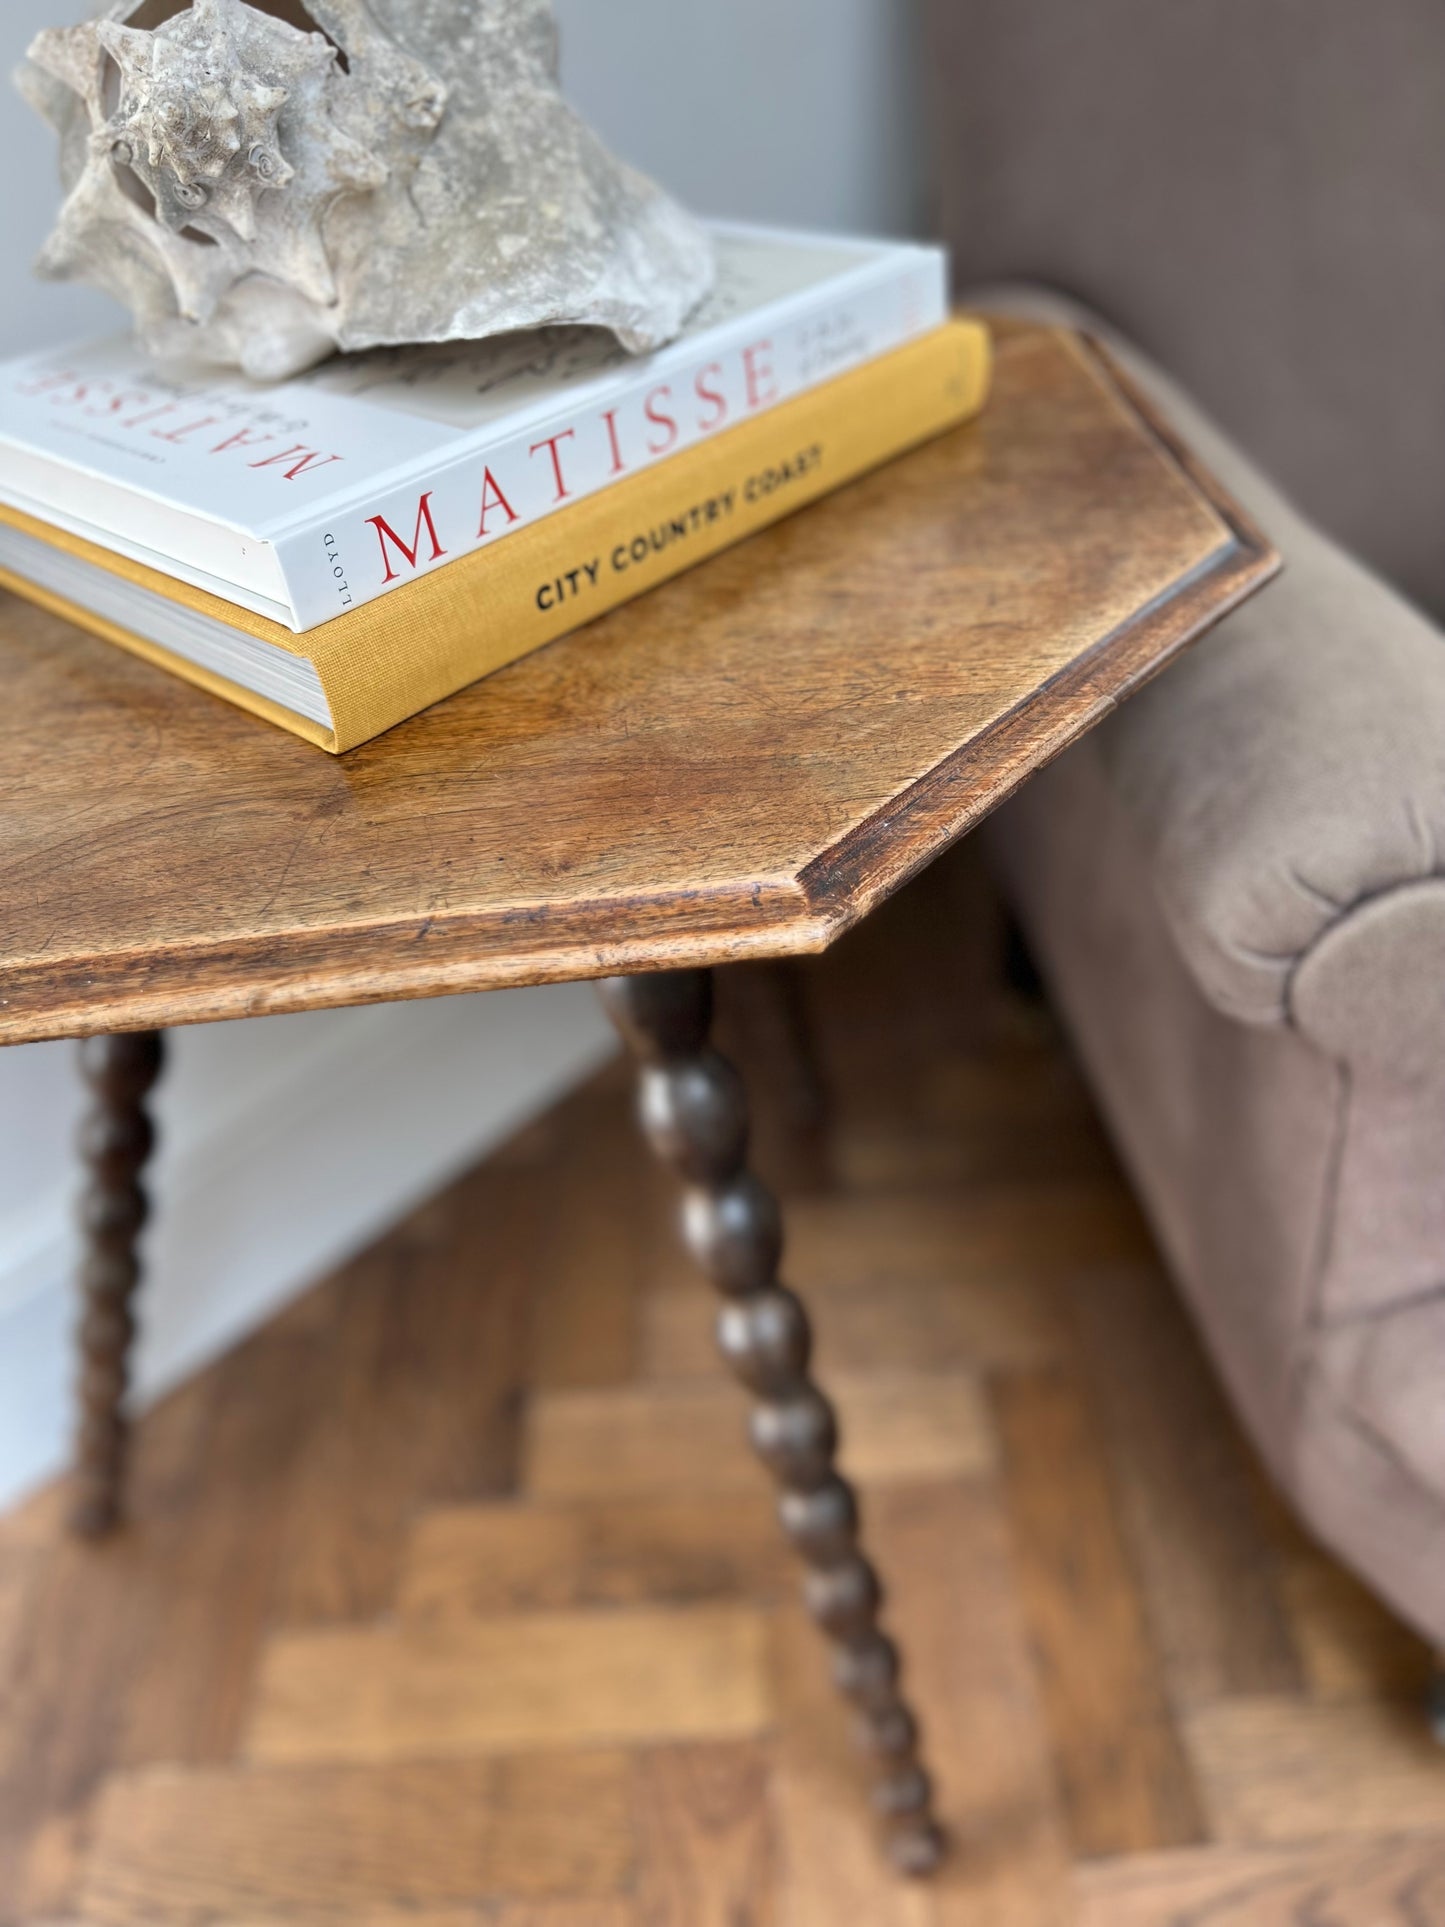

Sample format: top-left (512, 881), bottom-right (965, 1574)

top-left (0, 223), bottom-right (991, 752)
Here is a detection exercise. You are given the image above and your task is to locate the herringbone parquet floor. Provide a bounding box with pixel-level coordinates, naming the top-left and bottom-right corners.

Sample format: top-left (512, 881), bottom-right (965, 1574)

top-left (2, 848), bottom-right (1441, 1925)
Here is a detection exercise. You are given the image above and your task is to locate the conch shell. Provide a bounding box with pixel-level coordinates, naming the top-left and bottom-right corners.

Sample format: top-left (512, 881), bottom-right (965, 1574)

top-left (17, 0), bottom-right (716, 380)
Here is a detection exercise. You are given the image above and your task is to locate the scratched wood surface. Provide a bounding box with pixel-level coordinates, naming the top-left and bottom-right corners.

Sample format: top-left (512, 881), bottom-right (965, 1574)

top-left (0, 326), bottom-right (1276, 1044)
top-left (1, 854), bottom-right (1437, 1925)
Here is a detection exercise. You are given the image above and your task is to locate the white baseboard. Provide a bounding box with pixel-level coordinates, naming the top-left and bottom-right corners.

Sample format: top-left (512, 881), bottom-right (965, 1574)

top-left (0, 986), bottom-right (615, 1512)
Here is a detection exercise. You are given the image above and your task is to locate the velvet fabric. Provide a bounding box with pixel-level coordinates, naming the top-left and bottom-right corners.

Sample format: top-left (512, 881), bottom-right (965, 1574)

top-left (924, 0), bottom-right (1445, 1645)
top-left (970, 287), bottom-right (1445, 1648)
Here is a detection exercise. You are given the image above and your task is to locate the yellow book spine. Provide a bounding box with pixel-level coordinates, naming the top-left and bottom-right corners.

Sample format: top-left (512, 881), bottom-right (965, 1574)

top-left (0, 320), bottom-right (991, 752)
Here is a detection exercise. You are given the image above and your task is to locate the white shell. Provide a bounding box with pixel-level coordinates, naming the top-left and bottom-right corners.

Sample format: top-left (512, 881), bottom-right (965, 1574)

top-left (17, 0), bottom-right (716, 380)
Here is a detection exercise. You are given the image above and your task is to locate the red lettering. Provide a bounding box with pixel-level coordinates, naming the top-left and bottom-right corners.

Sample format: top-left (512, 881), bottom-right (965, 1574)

top-left (478, 466), bottom-right (519, 538)
top-left (600, 407), bottom-right (627, 477)
top-left (694, 362), bottom-right (729, 432)
top-left (84, 388), bottom-right (151, 420)
top-left (743, 340), bottom-right (778, 411)
top-left (529, 428), bottom-right (577, 502)
top-left (644, 384), bottom-right (679, 456)
top-left (367, 492), bottom-right (447, 584)
top-left (152, 415), bottom-right (223, 446)
top-left (15, 369), bottom-right (78, 398)
top-left (249, 443), bottom-right (343, 481)
top-left (210, 426), bottom-right (276, 456)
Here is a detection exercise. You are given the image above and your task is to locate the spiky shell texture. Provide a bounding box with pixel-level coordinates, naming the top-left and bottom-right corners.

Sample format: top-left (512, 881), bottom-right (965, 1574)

top-left (18, 0), bottom-right (715, 380)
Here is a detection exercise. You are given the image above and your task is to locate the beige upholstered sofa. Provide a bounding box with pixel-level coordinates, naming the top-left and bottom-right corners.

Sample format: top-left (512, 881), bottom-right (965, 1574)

top-left (925, 3), bottom-right (1445, 1652)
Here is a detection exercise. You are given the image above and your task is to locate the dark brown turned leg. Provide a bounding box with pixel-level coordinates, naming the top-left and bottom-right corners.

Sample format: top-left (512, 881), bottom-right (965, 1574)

top-left (599, 970), bottom-right (945, 1877)
top-left (71, 1031), bottom-right (165, 1539)
top-left (1002, 911), bottom-right (1045, 1002)
top-left (756, 960), bottom-right (831, 1138)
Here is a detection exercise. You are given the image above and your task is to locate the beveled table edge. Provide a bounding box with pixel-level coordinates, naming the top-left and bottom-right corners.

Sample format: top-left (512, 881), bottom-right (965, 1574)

top-left (0, 329), bottom-right (1280, 1046)
top-left (798, 331), bottom-right (1281, 925)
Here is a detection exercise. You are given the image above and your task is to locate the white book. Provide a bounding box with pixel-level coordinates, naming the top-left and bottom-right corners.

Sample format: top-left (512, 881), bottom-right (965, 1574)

top-left (0, 222), bottom-right (947, 634)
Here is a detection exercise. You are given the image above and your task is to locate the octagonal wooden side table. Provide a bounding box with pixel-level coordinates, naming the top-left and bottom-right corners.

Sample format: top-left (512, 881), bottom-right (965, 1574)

top-left (0, 321), bottom-right (1278, 1875)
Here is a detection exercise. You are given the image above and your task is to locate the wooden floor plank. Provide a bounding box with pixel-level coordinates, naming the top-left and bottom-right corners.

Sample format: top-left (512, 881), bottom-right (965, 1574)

top-left (827, 1025), bottom-right (1128, 1194)
top-left (525, 1069), bottom-right (644, 1393)
top-left (640, 1192), bottom-right (1072, 1382)
top-left (785, 1185), bottom-right (1150, 1284)
top-left (768, 1606), bottom-right (932, 1927)
top-left (877, 1482), bottom-right (1075, 1927)
top-left (398, 1494), bottom-right (786, 1620)
top-left (770, 1481), bottom-right (1072, 1927)
top-left (1184, 1698), bottom-right (1445, 1842)
top-left (993, 1370), bottom-right (1205, 1859)
top-left (0, 1542), bottom-right (40, 1684)
top-left (75, 1755), bottom-right (635, 1924)
top-left (630, 1742), bottom-right (776, 1927)
top-left (266, 1152), bottom-right (544, 1629)
top-left (805, 845), bottom-right (1003, 1113)
top-left (118, 1319), bottom-right (325, 1768)
top-left (1276, 1540), bottom-right (1435, 1704)
top-left (714, 964), bottom-right (838, 1200)
top-left (0, 1372), bottom-right (219, 1912)
top-left (68, 1908), bottom-right (635, 1927)
top-left (1066, 1262), bottom-right (1302, 1708)
top-left (1075, 1837), bottom-right (1445, 1925)
top-left (524, 1371), bottom-right (995, 1504)
top-left (244, 1607), bottom-right (772, 1765)
top-left (487, 1908), bottom-right (635, 1927)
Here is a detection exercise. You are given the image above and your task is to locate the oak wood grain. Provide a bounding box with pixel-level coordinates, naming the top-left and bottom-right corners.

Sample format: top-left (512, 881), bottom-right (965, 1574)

top-left (1075, 1839), bottom-right (1445, 1927)
top-left (768, 1484), bottom-right (1073, 1925)
top-left (993, 1370), bottom-right (1206, 1857)
top-left (523, 1071), bottom-right (650, 1392)
top-left (265, 1152), bottom-right (541, 1629)
top-left (630, 1743), bottom-right (776, 1927)
top-left (243, 1606), bottom-right (772, 1764)
top-left (77, 1754), bottom-right (635, 1923)
top-left (639, 1183), bottom-right (1130, 1382)
top-left (1067, 1262), bottom-right (1303, 1707)
top-left (0, 327), bottom-right (1277, 1043)
top-left (766, 1607), bottom-right (935, 1927)
top-left (522, 1372), bottom-right (996, 1503)
top-left (398, 1494), bottom-right (786, 1620)
top-left (0, 1364), bottom-right (234, 1901)
top-left (876, 1484), bottom-right (1076, 1927)
top-left (115, 1320), bottom-right (325, 1766)
top-left (1183, 1698), bottom-right (1445, 1842)
top-left (1278, 1546), bottom-right (1436, 1703)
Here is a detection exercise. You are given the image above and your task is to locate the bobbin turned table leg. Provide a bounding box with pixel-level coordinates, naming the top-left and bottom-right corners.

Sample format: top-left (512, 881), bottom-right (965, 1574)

top-left (599, 970), bottom-right (946, 1877)
top-left (71, 1031), bottom-right (165, 1539)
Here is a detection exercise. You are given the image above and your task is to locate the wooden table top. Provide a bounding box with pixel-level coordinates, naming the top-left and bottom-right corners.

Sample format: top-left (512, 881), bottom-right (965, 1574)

top-left (0, 324), bottom-right (1277, 1045)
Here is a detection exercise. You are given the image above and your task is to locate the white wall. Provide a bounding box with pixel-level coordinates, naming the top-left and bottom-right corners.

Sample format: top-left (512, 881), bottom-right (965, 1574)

top-left (0, 0), bottom-right (928, 1509)
top-left (0, 997), bottom-right (618, 1508)
top-left (0, 0), bottom-right (929, 355)
top-left (554, 0), bottom-right (930, 239)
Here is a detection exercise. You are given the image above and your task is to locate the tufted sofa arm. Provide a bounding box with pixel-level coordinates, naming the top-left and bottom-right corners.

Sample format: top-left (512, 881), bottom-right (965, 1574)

top-left (977, 286), bottom-right (1445, 1035)
top-left (976, 291), bottom-right (1445, 1619)
top-left (1101, 477), bottom-right (1445, 1045)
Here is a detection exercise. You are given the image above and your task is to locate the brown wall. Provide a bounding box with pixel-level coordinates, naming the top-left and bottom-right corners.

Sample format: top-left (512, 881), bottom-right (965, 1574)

top-left (924, 0), bottom-right (1445, 617)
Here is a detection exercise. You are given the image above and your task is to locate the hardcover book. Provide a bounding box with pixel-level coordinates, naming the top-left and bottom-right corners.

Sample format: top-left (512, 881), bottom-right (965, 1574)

top-left (0, 324), bottom-right (991, 751)
top-left (0, 223), bottom-right (950, 632)
top-left (0, 224), bottom-right (991, 752)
